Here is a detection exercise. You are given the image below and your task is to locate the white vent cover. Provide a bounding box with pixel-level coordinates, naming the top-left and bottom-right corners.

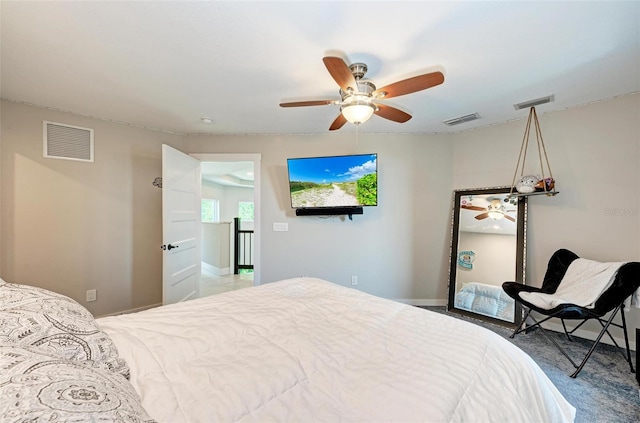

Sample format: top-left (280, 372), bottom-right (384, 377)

top-left (443, 112), bottom-right (480, 126)
top-left (513, 95), bottom-right (555, 110)
top-left (43, 121), bottom-right (94, 162)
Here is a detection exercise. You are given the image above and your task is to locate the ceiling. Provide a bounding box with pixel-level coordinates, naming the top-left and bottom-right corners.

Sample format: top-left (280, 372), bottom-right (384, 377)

top-left (1, 1), bottom-right (638, 135)
top-left (459, 193), bottom-right (517, 235)
top-left (201, 161), bottom-right (254, 187)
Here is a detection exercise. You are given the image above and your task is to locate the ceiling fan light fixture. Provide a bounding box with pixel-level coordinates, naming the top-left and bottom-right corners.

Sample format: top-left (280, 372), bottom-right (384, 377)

top-left (280, 56), bottom-right (443, 130)
top-left (341, 102), bottom-right (375, 125)
top-left (487, 210), bottom-right (504, 220)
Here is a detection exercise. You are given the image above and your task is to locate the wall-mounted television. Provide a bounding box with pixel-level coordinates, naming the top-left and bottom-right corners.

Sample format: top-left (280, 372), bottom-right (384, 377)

top-left (287, 153), bottom-right (377, 214)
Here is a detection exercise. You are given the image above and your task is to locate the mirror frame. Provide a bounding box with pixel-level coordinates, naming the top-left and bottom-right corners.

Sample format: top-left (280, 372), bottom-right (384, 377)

top-left (446, 186), bottom-right (527, 327)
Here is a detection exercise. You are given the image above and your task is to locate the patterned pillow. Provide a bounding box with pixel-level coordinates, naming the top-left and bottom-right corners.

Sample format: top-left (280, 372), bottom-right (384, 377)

top-left (0, 282), bottom-right (130, 379)
top-left (0, 346), bottom-right (155, 422)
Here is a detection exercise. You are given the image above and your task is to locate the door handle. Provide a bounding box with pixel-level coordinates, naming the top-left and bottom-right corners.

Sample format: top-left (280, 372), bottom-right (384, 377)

top-left (161, 244), bottom-right (179, 251)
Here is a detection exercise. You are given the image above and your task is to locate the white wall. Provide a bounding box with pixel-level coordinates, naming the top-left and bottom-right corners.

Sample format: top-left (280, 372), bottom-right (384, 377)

top-left (201, 180), bottom-right (226, 216)
top-left (185, 133), bottom-right (454, 302)
top-left (201, 222), bottom-right (230, 273)
top-left (456, 231), bottom-right (516, 288)
top-left (451, 93), bottom-right (640, 341)
top-left (201, 180), bottom-right (254, 223)
top-left (2, 94), bottom-right (638, 345)
top-left (0, 101), bottom-right (3, 277)
top-left (222, 186), bottom-right (254, 226)
top-left (0, 100), bottom-right (184, 315)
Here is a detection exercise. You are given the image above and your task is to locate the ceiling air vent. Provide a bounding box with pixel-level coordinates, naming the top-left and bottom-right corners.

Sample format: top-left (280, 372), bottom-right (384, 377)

top-left (43, 121), bottom-right (94, 162)
top-left (513, 95), bottom-right (555, 110)
top-left (443, 112), bottom-right (480, 126)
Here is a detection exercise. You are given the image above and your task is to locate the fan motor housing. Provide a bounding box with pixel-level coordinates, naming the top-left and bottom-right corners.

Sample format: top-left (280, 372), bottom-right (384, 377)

top-left (340, 80), bottom-right (376, 100)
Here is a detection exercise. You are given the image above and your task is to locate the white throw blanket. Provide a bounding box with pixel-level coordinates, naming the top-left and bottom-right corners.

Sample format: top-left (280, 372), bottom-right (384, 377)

top-left (520, 258), bottom-right (625, 310)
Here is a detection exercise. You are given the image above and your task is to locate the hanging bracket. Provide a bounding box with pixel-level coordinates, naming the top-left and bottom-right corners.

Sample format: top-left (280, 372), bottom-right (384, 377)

top-left (508, 107), bottom-right (559, 199)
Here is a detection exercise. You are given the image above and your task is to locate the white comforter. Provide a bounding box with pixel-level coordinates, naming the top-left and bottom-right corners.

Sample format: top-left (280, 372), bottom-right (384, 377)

top-left (97, 278), bottom-right (575, 423)
top-left (454, 282), bottom-right (515, 321)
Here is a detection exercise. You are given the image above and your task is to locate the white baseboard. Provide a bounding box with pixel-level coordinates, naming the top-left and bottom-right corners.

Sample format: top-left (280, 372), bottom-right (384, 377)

top-left (202, 262), bottom-right (230, 276)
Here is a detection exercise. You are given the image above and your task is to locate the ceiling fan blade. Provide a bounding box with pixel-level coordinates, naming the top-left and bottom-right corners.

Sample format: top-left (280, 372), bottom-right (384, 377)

top-left (329, 114), bottom-right (347, 131)
top-left (323, 56), bottom-right (358, 92)
top-left (475, 212), bottom-right (489, 220)
top-left (461, 205), bottom-right (487, 212)
top-left (280, 100), bottom-right (334, 108)
top-left (373, 71), bottom-right (444, 99)
top-left (374, 104), bottom-right (412, 123)
top-left (504, 215), bottom-right (516, 222)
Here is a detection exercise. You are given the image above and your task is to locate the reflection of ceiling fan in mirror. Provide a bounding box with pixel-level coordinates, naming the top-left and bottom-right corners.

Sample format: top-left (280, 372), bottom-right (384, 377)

top-left (279, 56), bottom-right (444, 130)
top-left (461, 199), bottom-right (516, 222)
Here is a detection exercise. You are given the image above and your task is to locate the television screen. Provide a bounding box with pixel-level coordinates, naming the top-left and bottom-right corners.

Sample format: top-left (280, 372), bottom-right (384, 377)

top-left (287, 153), bottom-right (378, 209)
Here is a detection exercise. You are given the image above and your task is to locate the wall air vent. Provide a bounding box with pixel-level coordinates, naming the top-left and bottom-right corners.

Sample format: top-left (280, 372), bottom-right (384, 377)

top-left (443, 112), bottom-right (480, 126)
top-left (43, 121), bottom-right (94, 162)
top-left (513, 95), bottom-right (555, 110)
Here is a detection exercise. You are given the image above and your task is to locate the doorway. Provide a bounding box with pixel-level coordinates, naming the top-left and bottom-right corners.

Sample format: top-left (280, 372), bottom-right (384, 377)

top-left (192, 153), bottom-right (261, 297)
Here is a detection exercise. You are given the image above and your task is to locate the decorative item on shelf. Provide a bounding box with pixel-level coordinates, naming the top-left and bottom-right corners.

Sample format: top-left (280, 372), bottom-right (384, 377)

top-left (508, 107), bottom-right (559, 198)
top-left (515, 175), bottom-right (539, 194)
top-left (535, 177), bottom-right (555, 192)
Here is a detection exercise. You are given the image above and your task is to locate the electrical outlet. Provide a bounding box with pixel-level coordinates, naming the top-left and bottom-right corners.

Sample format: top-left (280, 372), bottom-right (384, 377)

top-left (351, 276), bottom-right (358, 286)
top-left (86, 289), bottom-right (97, 302)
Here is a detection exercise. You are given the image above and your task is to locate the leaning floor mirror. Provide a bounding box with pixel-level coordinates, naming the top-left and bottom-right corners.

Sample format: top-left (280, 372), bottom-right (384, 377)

top-left (447, 187), bottom-right (527, 327)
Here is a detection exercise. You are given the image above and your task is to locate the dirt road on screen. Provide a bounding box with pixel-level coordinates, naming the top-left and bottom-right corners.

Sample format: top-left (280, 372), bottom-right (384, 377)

top-left (292, 184), bottom-right (358, 207)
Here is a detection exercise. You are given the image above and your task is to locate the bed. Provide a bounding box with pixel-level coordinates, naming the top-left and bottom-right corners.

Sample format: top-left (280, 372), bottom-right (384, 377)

top-left (454, 281), bottom-right (516, 321)
top-left (1, 277), bottom-right (575, 422)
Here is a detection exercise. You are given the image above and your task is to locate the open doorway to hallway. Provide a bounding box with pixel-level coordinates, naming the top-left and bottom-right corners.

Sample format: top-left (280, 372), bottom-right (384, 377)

top-left (196, 155), bottom-right (259, 297)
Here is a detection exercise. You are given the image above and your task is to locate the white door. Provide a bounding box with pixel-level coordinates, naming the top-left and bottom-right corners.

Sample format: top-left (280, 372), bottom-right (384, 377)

top-left (162, 144), bottom-right (201, 305)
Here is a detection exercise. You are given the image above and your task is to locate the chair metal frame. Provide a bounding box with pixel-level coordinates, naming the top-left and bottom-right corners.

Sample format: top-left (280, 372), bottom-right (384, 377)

top-left (511, 302), bottom-right (633, 378)
top-left (503, 249), bottom-right (640, 378)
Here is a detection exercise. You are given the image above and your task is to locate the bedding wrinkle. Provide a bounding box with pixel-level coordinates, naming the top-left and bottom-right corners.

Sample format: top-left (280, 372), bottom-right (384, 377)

top-left (98, 278), bottom-right (575, 423)
top-left (448, 338), bottom-right (492, 422)
top-left (97, 318), bottom-right (189, 422)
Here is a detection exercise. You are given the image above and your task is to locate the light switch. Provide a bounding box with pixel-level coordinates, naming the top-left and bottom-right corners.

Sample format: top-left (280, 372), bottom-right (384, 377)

top-left (273, 223), bottom-right (288, 232)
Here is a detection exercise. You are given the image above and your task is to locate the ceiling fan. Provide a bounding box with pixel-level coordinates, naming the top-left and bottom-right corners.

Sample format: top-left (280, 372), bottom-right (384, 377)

top-left (279, 56), bottom-right (444, 131)
top-left (461, 199), bottom-right (515, 222)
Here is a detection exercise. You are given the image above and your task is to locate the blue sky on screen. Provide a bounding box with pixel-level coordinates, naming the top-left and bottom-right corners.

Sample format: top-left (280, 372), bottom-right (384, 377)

top-left (288, 154), bottom-right (377, 183)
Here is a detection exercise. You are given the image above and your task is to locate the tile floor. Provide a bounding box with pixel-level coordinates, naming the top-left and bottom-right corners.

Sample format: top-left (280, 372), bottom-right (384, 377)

top-left (200, 268), bottom-right (254, 297)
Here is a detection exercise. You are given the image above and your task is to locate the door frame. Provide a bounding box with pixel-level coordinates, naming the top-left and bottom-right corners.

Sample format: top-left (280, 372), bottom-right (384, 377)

top-left (191, 153), bottom-right (261, 286)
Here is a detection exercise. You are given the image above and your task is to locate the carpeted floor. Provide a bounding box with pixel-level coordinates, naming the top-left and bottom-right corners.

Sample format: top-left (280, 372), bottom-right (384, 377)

top-left (421, 307), bottom-right (640, 423)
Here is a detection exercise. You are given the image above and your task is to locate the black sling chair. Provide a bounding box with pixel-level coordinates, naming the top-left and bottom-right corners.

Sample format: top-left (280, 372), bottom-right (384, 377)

top-left (503, 249), bottom-right (640, 378)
